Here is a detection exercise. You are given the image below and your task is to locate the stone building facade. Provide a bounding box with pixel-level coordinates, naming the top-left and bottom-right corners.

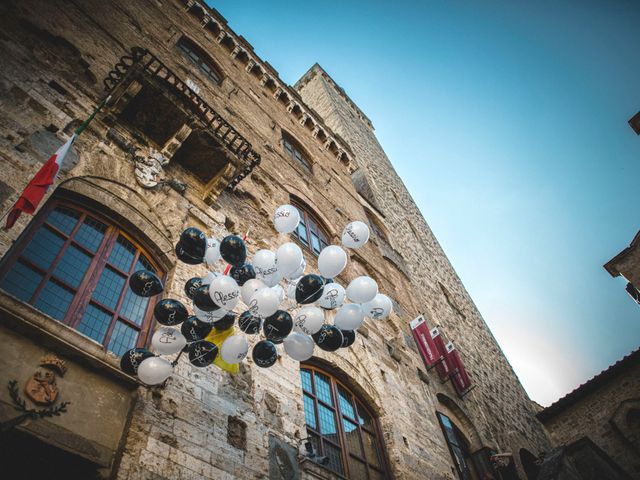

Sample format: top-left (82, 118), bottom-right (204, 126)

top-left (536, 349), bottom-right (640, 480)
top-left (605, 231), bottom-right (640, 307)
top-left (0, 1), bottom-right (551, 479)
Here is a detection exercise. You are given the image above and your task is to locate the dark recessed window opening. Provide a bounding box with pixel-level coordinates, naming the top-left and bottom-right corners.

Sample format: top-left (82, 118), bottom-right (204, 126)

top-left (0, 199), bottom-right (162, 356)
top-left (177, 36), bottom-right (223, 85)
top-left (291, 200), bottom-right (329, 256)
top-left (437, 412), bottom-right (480, 480)
top-left (282, 134), bottom-right (312, 171)
top-left (171, 130), bottom-right (232, 184)
top-left (300, 365), bottom-right (391, 479)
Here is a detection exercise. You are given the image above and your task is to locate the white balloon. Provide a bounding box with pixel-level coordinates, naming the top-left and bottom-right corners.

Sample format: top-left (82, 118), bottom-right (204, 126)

top-left (318, 283), bottom-right (346, 310)
top-left (283, 332), bottom-right (315, 361)
top-left (346, 276), bottom-right (378, 303)
top-left (341, 221), bottom-right (370, 249)
top-left (220, 335), bottom-right (249, 364)
top-left (253, 249), bottom-right (281, 287)
top-left (271, 284), bottom-right (285, 303)
top-left (202, 271), bottom-right (221, 285)
top-left (318, 245), bottom-right (347, 278)
top-left (194, 305), bottom-right (228, 323)
top-left (274, 204), bottom-right (301, 234)
top-left (288, 257), bottom-right (306, 281)
top-left (276, 242), bottom-right (304, 279)
top-left (151, 327), bottom-right (187, 355)
top-left (250, 287), bottom-right (280, 318)
top-left (137, 356), bottom-right (173, 385)
top-left (287, 280), bottom-right (299, 300)
top-left (362, 293), bottom-right (393, 320)
top-left (208, 275), bottom-right (240, 310)
top-left (241, 278), bottom-right (266, 304)
top-left (293, 306), bottom-right (325, 335)
top-left (204, 238), bottom-right (220, 266)
top-left (334, 303), bottom-right (365, 330)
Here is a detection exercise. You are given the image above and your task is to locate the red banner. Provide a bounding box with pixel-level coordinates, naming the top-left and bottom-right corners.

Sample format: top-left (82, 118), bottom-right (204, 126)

top-left (432, 329), bottom-right (451, 380)
top-left (446, 343), bottom-right (472, 395)
top-left (409, 316), bottom-right (440, 368)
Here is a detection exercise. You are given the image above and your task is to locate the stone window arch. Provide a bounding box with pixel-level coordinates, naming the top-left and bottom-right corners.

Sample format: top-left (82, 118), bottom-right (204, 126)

top-left (176, 35), bottom-right (224, 85)
top-left (281, 131), bottom-right (312, 171)
top-left (0, 192), bottom-right (163, 356)
top-left (299, 363), bottom-right (392, 479)
top-left (290, 196), bottom-right (330, 256)
top-left (364, 208), bottom-right (389, 244)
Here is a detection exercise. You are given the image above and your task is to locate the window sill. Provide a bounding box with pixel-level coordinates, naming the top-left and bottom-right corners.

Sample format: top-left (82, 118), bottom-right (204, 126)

top-left (0, 289), bottom-right (139, 388)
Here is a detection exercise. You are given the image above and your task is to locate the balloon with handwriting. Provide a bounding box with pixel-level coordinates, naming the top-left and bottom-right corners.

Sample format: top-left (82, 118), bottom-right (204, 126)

top-left (252, 249), bottom-right (281, 287)
top-left (362, 293), bottom-right (392, 320)
top-left (239, 310), bottom-right (261, 334)
top-left (283, 332), bottom-right (315, 361)
top-left (154, 298), bottom-right (188, 326)
top-left (130, 270), bottom-right (163, 297)
top-left (341, 329), bottom-right (356, 348)
top-left (137, 356), bottom-right (173, 385)
top-left (175, 241), bottom-right (203, 265)
top-left (187, 340), bottom-right (218, 367)
top-left (181, 316), bottom-right (212, 343)
top-left (295, 274), bottom-right (325, 304)
top-left (213, 312), bottom-right (236, 331)
top-left (252, 340), bottom-right (278, 368)
top-left (249, 287), bottom-right (280, 318)
top-left (208, 275), bottom-right (240, 310)
top-left (193, 284), bottom-right (220, 312)
top-left (151, 326), bottom-right (187, 355)
top-left (219, 235), bottom-right (247, 267)
top-left (204, 238), bottom-right (221, 266)
top-left (312, 325), bottom-right (344, 352)
top-left (194, 305), bottom-right (228, 324)
top-left (241, 278), bottom-right (266, 305)
top-left (263, 310), bottom-right (293, 343)
top-left (341, 221), bottom-right (370, 249)
top-left (184, 277), bottom-right (203, 300)
top-left (230, 263), bottom-right (256, 286)
top-left (293, 306), bottom-right (325, 335)
top-left (346, 276), bottom-right (378, 304)
top-left (220, 335), bottom-right (249, 364)
top-left (120, 348), bottom-right (154, 375)
top-left (274, 204), bottom-right (301, 234)
top-left (180, 227), bottom-right (208, 258)
top-left (317, 282), bottom-right (346, 310)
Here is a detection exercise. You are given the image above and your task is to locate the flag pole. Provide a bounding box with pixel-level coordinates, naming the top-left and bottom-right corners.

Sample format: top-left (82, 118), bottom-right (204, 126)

top-left (0, 95), bottom-right (111, 230)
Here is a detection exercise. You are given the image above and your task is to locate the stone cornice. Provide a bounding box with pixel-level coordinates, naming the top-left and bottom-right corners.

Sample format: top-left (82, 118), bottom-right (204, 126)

top-left (176, 0), bottom-right (354, 168)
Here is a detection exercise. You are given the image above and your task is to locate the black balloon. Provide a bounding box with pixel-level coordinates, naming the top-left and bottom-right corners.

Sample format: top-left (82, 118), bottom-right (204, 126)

top-left (120, 348), bottom-right (154, 375)
top-left (129, 270), bottom-right (164, 297)
top-left (340, 329), bottom-right (356, 348)
top-left (229, 263), bottom-right (256, 286)
top-left (193, 284), bottom-right (220, 312)
top-left (184, 277), bottom-right (203, 299)
top-left (154, 299), bottom-right (188, 326)
top-left (239, 310), bottom-right (261, 334)
top-left (188, 340), bottom-right (218, 367)
top-left (180, 227), bottom-right (207, 258)
top-left (176, 241), bottom-right (203, 265)
top-left (295, 274), bottom-right (325, 304)
top-left (181, 316), bottom-right (213, 343)
top-left (220, 235), bottom-right (247, 267)
top-left (263, 310), bottom-right (293, 342)
top-left (312, 325), bottom-right (344, 352)
top-left (213, 312), bottom-right (236, 331)
top-left (252, 340), bottom-right (278, 368)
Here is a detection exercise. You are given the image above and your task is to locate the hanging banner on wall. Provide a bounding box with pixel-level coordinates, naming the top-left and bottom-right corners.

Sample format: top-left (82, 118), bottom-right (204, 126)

top-left (409, 315), bottom-right (440, 368)
top-left (446, 342), bottom-right (472, 395)
top-left (432, 328), bottom-right (451, 380)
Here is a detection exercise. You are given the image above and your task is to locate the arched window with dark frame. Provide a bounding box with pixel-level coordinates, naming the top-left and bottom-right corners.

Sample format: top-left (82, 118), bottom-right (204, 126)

top-left (290, 200), bottom-right (330, 256)
top-left (177, 36), bottom-right (223, 85)
top-left (282, 133), bottom-right (312, 171)
top-left (0, 198), bottom-right (163, 357)
top-left (437, 412), bottom-right (480, 480)
top-left (300, 365), bottom-right (391, 479)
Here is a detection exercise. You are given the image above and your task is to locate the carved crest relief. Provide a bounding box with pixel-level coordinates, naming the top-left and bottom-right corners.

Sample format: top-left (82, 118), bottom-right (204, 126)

top-left (24, 355), bottom-right (67, 406)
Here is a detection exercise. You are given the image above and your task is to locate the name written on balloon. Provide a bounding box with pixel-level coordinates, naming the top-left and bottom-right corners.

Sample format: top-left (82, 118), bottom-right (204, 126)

top-left (294, 315), bottom-right (312, 335)
top-left (159, 330), bottom-right (178, 344)
top-left (324, 288), bottom-right (339, 309)
top-left (256, 266), bottom-right (278, 277)
top-left (213, 290), bottom-right (239, 307)
top-left (370, 307), bottom-right (384, 320)
top-left (275, 211), bottom-right (291, 219)
top-left (344, 224), bottom-right (360, 243)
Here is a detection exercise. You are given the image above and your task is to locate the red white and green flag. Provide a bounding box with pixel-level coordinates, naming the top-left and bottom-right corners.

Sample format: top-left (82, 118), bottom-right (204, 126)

top-left (4, 96), bottom-right (109, 230)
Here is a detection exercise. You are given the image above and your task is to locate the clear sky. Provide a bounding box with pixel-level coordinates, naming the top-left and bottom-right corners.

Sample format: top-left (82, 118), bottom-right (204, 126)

top-left (210, 0), bottom-right (640, 406)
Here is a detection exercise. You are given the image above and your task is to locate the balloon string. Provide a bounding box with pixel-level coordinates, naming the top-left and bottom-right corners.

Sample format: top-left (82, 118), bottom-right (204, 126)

top-left (223, 229), bottom-right (250, 276)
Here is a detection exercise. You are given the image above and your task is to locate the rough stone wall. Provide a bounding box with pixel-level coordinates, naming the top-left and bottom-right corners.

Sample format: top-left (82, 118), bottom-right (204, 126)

top-left (605, 233), bottom-right (640, 290)
top-left (295, 65), bottom-right (551, 464)
top-left (0, 1), bottom-right (550, 479)
top-left (539, 360), bottom-right (640, 479)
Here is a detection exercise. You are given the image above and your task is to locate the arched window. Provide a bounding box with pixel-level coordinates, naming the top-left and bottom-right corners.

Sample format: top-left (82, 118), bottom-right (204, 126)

top-left (0, 198), bottom-right (163, 357)
top-left (300, 365), bottom-right (391, 479)
top-left (437, 412), bottom-right (480, 480)
top-left (291, 200), bottom-right (330, 256)
top-left (282, 133), bottom-right (312, 171)
top-left (365, 210), bottom-right (387, 243)
top-left (177, 36), bottom-right (223, 85)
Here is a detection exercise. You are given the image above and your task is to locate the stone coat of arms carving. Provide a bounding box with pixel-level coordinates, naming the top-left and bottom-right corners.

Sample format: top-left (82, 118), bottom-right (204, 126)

top-left (24, 355), bottom-right (67, 406)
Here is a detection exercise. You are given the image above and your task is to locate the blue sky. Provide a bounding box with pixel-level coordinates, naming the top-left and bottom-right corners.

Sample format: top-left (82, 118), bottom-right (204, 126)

top-left (211, 0), bottom-right (640, 406)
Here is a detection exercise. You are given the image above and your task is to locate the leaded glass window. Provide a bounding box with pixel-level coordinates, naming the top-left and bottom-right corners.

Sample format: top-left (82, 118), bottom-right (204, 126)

top-left (0, 199), bottom-right (162, 356)
top-left (177, 36), bottom-right (223, 85)
top-left (437, 412), bottom-right (480, 480)
top-left (291, 201), bottom-right (330, 256)
top-left (282, 135), bottom-right (312, 171)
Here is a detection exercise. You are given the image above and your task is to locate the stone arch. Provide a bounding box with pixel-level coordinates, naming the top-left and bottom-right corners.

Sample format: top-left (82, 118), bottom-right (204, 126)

top-left (282, 185), bottom-right (338, 240)
top-left (610, 398), bottom-right (640, 452)
top-left (280, 128), bottom-right (314, 171)
top-left (436, 393), bottom-right (483, 452)
top-left (57, 176), bottom-right (175, 270)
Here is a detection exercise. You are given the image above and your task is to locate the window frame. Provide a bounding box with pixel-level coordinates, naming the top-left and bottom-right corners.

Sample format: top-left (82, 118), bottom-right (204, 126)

top-left (0, 198), bottom-right (163, 355)
top-left (436, 412), bottom-right (480, 480)
top-left (290, 200), bottom-right (330, 256)
top-left (300, 364), bottom-right (392, 479)
top-left (282, 134), bottom-right (312, 171)
top-left (177, 36), bottom-right (224, 85)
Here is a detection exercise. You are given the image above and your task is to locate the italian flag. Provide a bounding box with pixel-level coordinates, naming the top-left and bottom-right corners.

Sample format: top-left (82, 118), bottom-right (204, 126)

top-left (5, 134), bottom-right (77, 229)
top-left (4, 96), bottom-right (110, 230)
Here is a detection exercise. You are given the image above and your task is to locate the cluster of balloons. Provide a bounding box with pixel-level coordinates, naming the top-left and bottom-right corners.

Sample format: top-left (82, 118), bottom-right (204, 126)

top-left (120, 204), bottom-right (392, 385)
